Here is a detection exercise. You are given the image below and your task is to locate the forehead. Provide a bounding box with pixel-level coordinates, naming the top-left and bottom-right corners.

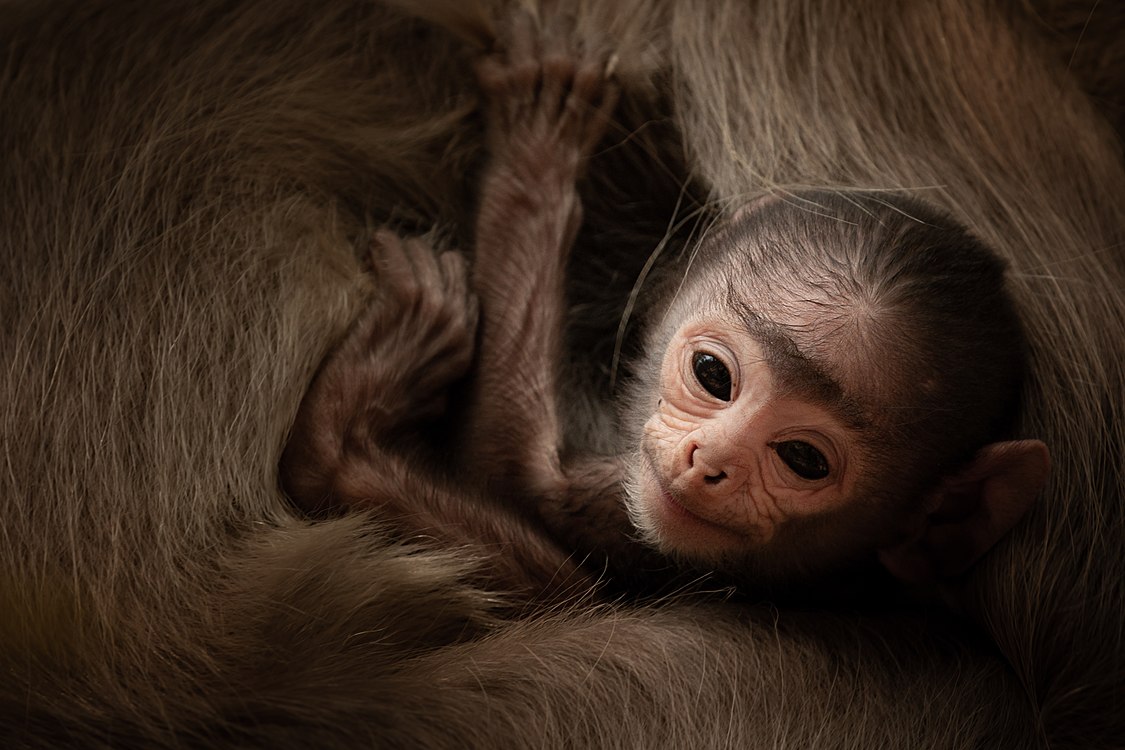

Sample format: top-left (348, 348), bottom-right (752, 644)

top-left (722, 295), bottom-right (874, 434)
top-left (684, 206), bottom-right (898, 435)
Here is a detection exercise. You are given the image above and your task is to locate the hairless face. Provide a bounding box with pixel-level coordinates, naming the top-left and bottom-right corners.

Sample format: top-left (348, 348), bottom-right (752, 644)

top-left (635, 312), bottom-right (867, 554)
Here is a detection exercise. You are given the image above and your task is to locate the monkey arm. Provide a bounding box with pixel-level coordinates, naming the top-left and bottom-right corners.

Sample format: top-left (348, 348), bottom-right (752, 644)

top-left (462, 13), bottom-right (618, 500)
top-left (458, 18), bottom-right (657, 578)
top-left (537, 453), bottom-right (672, 580)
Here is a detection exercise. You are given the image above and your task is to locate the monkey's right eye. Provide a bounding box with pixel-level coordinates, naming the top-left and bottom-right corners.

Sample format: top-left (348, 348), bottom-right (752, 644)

top-left (692, 352), bottom-right (732, 401)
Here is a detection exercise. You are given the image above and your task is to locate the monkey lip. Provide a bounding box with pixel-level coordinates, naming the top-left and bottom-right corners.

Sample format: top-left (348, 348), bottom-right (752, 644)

top-left (658, 488), bottom-right (735, 537)
top-left (660, 487), bottom-right (708, 524)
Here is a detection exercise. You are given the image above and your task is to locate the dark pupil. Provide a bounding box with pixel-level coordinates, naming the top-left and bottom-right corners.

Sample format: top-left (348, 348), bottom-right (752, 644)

top-left (692, 352), bottom-right (732, 401)
top-left (775, 441), bottom-right (830, 480)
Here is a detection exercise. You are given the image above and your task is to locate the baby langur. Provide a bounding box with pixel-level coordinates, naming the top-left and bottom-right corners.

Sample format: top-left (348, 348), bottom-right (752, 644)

top-left (464, 186), bottom-right (1053, 589)
top-left (280, 15), bottom-right (1050, 593)
top-left (596, 195), bottom-right (1053, 585)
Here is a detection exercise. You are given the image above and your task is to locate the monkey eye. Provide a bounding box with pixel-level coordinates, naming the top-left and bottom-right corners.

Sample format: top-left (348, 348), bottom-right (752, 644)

top-left (774, 440), bottom-right (830, 480)
top-left (692, 352), bottom-right (732, 401)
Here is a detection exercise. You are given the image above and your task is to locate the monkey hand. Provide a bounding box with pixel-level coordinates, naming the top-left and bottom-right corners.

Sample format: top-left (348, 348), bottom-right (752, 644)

top-left (476, 10), bottom-right (619, 184)
top-left (280, 230), bottom-right (478, 512)
top-left (361, 229), bottom-right (479, 429)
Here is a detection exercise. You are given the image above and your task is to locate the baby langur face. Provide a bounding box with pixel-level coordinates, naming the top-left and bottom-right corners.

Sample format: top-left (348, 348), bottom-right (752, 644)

top-left (629, 315), bottom-right (863, 564)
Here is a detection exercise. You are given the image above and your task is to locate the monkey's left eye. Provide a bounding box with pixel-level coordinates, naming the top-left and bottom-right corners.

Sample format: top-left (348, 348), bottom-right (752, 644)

top-left (692, 352), bottom-right (732, 401)
top-left (774, 440), bottom-right (830, 481)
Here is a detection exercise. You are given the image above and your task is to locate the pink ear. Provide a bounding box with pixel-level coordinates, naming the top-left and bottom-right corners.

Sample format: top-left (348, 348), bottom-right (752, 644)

top-left (878, 440), bottom-right (1050, 584)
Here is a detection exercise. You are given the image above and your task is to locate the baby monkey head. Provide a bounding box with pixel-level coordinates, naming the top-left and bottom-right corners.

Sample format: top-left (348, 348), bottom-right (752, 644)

top-left (624, 191), bottom-right (1050, 586)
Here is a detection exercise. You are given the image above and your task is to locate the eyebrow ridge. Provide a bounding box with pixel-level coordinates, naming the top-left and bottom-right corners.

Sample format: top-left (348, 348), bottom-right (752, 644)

top-left (727, 299), bottom-right (872, 432)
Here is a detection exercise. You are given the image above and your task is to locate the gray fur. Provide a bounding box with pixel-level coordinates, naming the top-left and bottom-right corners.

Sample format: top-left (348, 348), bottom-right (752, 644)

top-left (1, 0), bottom-right (1121, 747)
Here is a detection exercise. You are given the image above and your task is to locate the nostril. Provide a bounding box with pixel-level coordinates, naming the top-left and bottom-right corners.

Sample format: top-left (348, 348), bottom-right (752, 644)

top-left (703, 471), bottom-right (726, 485)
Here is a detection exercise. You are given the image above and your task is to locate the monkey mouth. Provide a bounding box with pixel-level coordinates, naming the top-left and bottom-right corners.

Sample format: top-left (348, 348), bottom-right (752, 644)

top-left (661, 491), bottom-right (738, 542)
top-left (641, 450), bottom-right (735, 538)
top-left (660, 486), bottom-right (708, 524)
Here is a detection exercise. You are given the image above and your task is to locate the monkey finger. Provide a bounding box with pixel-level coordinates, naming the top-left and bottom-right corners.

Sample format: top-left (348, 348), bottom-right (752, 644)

top-left (539, 15), bottom-right (580, 118)
top-left (436, 248), bottom-right (470, 288)
top-left (400, 235), bottom-right (448, 299)
top-left (473, 55), bottom-right (514, 101)
top-left (505, 8), bottom-right (540, 70)
top-left (475, 53), bottom-right (537, 133)
top-left (567, 50), bottom-right (613, 111)
top-left (432, 325), bottom-right (477, 369)
top-left (439, 254), bottom-right (478, 318)
top-left (501, 9), bottom-right (543, 110)
top-left (369, 228), bottom-right (416, 292)
top-left (604, 51), bottom-right (619, 80)
top-left (582, 78), bottom-right (620, 154)
top-left (558, 88), bottom-right (617, 156)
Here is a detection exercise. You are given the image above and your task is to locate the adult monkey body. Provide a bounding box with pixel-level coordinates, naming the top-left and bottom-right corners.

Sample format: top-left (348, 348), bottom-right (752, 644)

top-left (1, 2), bottom-right (1123, 750)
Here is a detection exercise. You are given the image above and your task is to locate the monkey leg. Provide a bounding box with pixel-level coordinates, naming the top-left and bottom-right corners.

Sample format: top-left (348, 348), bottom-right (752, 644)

top-left (462, 9), bottom-right (618, 498)
top-left (280, 229), bottom-right (477, 514)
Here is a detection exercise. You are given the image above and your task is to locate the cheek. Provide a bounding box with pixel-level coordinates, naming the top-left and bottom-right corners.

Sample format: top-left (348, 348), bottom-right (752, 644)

top-left (640, 401), bottom-right (699, 451)
top-left (766, 488), bottom-right (839, 522)
top-left (763, 447), bottom-right (862, 517)
top-left (658, 349), bottom-right (719, 421)
top-left (621, 456), bottom-right (656, 525)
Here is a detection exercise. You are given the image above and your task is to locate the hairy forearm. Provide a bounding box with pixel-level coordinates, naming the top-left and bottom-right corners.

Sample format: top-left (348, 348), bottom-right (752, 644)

top-left (459, 15), bottom-right (616, 497)
top-left (340, 452), bottom-right (596, 605)
top-left (463, 160), bottom-right (579, 492)
top-left (534, 453), bottom-right (671, 581)
top-left (536, 454), bottom-right (625, 552)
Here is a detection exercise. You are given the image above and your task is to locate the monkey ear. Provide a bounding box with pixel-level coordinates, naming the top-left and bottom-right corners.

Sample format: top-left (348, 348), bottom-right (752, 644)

top-left (877, 440), bottom-right (1050, 585)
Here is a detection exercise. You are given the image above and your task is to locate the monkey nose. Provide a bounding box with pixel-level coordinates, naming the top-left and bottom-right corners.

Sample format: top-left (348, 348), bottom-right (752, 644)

top-left (686, 442), bottom-right (728, 485)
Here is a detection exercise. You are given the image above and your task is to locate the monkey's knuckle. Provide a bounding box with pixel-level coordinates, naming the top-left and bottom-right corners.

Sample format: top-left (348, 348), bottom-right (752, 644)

top-left (369, 236), bottom-right (407, 270)
top-left (397, 278), bottom-right (424, 303)
top-left (445, 281), bottom-right (469, 306)
top-left (370, 227), bottom-right (403, 253)
top-left (438, 247), bottom-right (465, 266)
top-left (457, 308), bottom-right (478, 339)
top-left (409, 246), bottom-right (439, 272)
top-left (439, 251), bottom-right (470, 282)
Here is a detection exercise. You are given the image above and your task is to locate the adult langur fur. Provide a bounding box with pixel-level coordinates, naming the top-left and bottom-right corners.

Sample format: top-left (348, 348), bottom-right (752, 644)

top-left (1, 0), bottom-right (1122, 748)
